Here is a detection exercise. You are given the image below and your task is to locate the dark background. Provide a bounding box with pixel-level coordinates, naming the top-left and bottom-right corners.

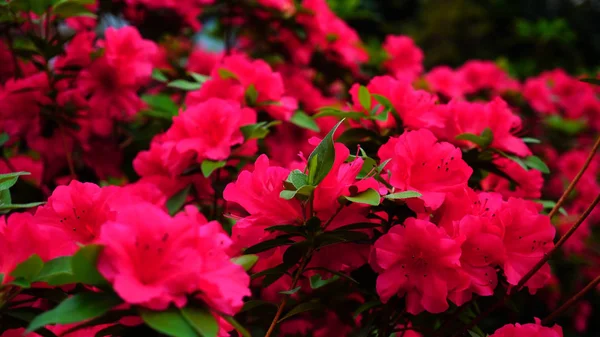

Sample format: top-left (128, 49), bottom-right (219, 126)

top-left (328, 0), bottom-right (600, 78)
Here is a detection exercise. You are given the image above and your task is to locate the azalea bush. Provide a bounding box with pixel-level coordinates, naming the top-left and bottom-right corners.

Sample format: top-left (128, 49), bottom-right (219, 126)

top-left (0, 0), bottom-right (600, 337)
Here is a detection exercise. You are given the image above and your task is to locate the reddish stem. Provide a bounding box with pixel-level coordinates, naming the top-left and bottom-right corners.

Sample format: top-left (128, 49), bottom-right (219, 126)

top-left (548, 136), bottom-right (600, 219)
top-left (542, 274), bottom-right (600, 325)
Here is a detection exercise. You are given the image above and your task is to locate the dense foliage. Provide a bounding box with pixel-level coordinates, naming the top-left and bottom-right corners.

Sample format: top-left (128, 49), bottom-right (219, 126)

top-left (0, 1), bottom-right (599, 337)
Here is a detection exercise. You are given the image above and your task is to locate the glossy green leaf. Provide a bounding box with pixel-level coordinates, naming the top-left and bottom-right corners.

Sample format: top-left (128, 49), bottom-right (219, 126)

top-left (10, 254), bottom-right (44, 285)
top-left (151, 69), bottom-right (168, 82)
top-left (279, 286), bottom-right (301, 295)
top-left (71, 244), bottom-right (108, 286)
top-left (217, 68), bottom-right (238, 80)
top-left (35, 256), bottom-right (74, 285)
top-left (313, 107), bottom-right (364, 121)
top-left (309, 274), bottom-right (339, 289)
top-left (290, 110), bottom-right (320, 132)
top-left (0, 171), bottom-right (30, 191)
top-left (166, 185), bottom-right (191, 216)
top-left (200, 160), bottom-right (226, 178)
top-left (245, 236), bottom-right (294, 254)
top-left (306, 119), bottom-right (344, 185)
top-left (524, 155), bottom-right (550, 174)
top-left (521, 137), bottom-right (541, 144)
top-left (167, 80), bottom-right (202, 91)
top-left (286, 170), bottom-right (308, 189)
top-left (52, 1), bottom-right (96, 18)
top-left (343, 188), bottom-right (380, 206)
top-left (277, 302), bottom-right (323, 323)
top-left (358, 85), bottom-right (371, 110)
top-left (181, 305), bottom-right (218, 337)
top-left (222, 315), bottom-right (252, 337)
top-left (384, 191), bottom-right (422, 200)
top-left (231, 254), bottom-right (259, 271)
top-left (244, 84), bottom-right (258, 106)
top-left (140, 307), bottom-right (199, 337)
top-left (27, 292), bottom-right (121, 333)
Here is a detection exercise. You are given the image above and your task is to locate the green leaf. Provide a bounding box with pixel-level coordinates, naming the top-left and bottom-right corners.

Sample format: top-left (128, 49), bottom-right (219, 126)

top-left (313, 107), bottom-right (364, 121)
top-left (309, 274), bottom-right (339, 289)
top-left (140, 307), bottom-right (199, 337)
top-left (34, 256), bottom-right (74, 286)
top-left (535, 200), bottom-right (568, 216)
top-left (71, 244), bottom-right (108, 286)
top-left (290, 110), bottom-right (320, 132)
top-left (217, 68), bottom-right (238, 80)
top-left (240, 121), bottom-right (280, 141)
top-left (279, 286), bottom-right (301, 295)
top-left (151, 69), bottom-right (168, 83)
top-left (166, 185), bottom-right (191, 215)
top-left (358, 85), bottom-right (371, 110)
top-left (0, 201), bottom-right (45, 213)
top-left (142, 94), bottom-right (178, 116)
top-left (245, 236), bottom-right (294, 254)
top-left (200, 160), bottom-right (226, 178)
top-left (343, 188), bottom-right (380, 206)
top-left (521, 137), bottom-right (541, 144)
top-left (286, 170), bottom-right (309, 189)
top-left (306, 119), bottom-right (344, 186)
top-left (456, 128), bottom-right (493, 149)
top-left (244, 84), bottom-right (258, 106)
top-left (545, 115), bottom-right (586, 135)
top-left (371, 94), bottom-right (393, 110)
top-left (52, 1), bottom-right (96, 18)
top-left (384, 191), bottom-right (422, 200)
top-left (240, 300), bottom-right (277, 313)
top-left (221, 316), bottom-right (252, 337)
top-left (10, 254), bottom-right (44, 285)
top-left (27, 292), bottom-right (121, 333)
top-left (189, 72), bottom-right (209, 84)
top-left (167, 80), bottom-right (202, 91)
top-left (524, 155), bottom-right (550, 174)
top-left (354, 300), bottom-right (381, 317)
top-left (279, 185), bottom-right (315, 200)
top-left (0, 171), bottom-right (30, 191)
top-left (0, 132), bottom-right (9, 146)
top-left (230, 254), bottom-right (258, 271)
top-left (277, 302), bottom-right (323, 323)
top-left (181, 305), bottom-right (218, 337)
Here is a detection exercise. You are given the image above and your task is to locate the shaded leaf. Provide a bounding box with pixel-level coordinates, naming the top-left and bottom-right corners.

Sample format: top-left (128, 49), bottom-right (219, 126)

top-left (140, 307), bottom-right (199, 337)
top-left (27, 292), bottom-right (121, 333)
top-left (290, 110), bottom-right (320, 132)
top-left (166, 185), bottom-right (191, 216)
top-left (306, 119), bottom-right (344, 185)
top-left (278, 302), bottom-right (323, 323)
top-left (71, 244), bottom-right (108, 286)
top-left (181, 305), bottom-right (218, 337)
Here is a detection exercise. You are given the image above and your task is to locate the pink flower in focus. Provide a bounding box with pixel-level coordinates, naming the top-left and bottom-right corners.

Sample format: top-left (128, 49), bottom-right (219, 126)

top-left (372, 218), bottom-right (464, 314)
top-left (378, 129), bottom-right (472, 210)
top-left (165, 98), bottom-right (256, 161)
top-left (496, 198), bottom-right (555, 293)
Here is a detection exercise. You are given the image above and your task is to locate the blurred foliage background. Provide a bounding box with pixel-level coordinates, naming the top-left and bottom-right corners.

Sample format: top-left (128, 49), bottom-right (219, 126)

top-left (328, 0), bottom-right (600, 78)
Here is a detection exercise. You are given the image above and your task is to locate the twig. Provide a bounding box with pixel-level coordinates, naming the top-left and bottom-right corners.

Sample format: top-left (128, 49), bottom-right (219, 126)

top-left (515, 193), bottom-right (600, 291)
top-left (264, 251), bottom-right (312, 337)
top-left (548, 136), bottom-right (600, 219)
top-left (542, 274), bottom-right (600, 325)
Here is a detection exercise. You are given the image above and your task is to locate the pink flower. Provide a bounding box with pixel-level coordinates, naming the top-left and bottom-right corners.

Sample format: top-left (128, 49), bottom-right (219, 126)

top-left (523, 76), bottom-right (557, 114)
top-left (350, 76), bottom-right (441, 130)
top-left (78, 26), bottom-right (157, 121)
top-left (223, 155), bottom-right (303, 227)
top-left (0, 213), bottom-right (56, 283)
top-left (496, 198), bottom-right (555, 293)
top-left (449, 215), bottom-right (505, 305)
top-left (425, 66), bottom-right (467, 99)
top-left (432, 97), bottom-right (531, 157)
top-left (34, 181), bottom-right (115, 255)
top-left (187, 54), bottom-right (297, 120)
top-left (458, 60), bottom-right (520, 95)
top-left (187, 47), bottom-right (222, 75)
top-left (378, 129), bottom-right (472, 210)
top-left (383, 35), bottom-right (424, 82)
top-left (97, 203), bottom-right (250, 312)
top-left (489, 319), bottom-right (563, 337)
top-left (372, 218), bottom-right (464, 314)
top-left (481, 157), bottom-right (543, 200)
top-left (165, 98), bottom-right (256, 161)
